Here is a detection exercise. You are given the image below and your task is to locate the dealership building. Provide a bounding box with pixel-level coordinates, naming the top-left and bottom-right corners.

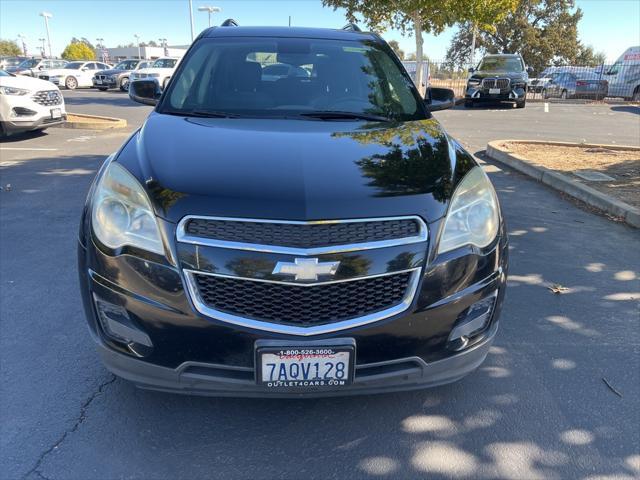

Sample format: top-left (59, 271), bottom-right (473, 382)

top-left (102, 45), bottom-right (189, 62)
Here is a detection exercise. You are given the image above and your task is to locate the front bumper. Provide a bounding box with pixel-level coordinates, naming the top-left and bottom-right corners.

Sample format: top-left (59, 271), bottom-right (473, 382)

top-left (92, 78), bottom-right (118, 89)
top-left (1, 114), bottom-right (66, 134)
top-left (97, 326), bottom-right (497, 397)
top-left (465, 85), bottom-right (526, 101)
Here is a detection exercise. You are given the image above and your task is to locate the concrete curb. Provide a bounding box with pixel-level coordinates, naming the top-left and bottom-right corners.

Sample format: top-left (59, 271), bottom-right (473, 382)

top-left (57, 113), bottom-right (127, 130)
top-left (486, 140), bottom-right (640, 228)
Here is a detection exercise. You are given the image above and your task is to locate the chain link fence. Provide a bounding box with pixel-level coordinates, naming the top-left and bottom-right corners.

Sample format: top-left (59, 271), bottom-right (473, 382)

top-left (403, 59), bottom-right (640, 102)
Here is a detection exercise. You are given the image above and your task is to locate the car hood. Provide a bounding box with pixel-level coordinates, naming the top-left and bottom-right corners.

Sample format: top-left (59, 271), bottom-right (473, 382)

top-left (97, 69), bottom-right (128, 76)
top-left (470, 71), bottom-right (527, 81)
top-left (115, 112), bottom-right (470, 224)
top-left (0, 74), bottom-right (59, 91)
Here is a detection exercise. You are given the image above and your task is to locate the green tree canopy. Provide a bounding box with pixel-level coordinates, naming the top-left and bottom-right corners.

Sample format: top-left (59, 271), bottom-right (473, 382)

top-left (445, 0), bottom-right (598, 73)
top-left (323, 0), bottom-right (517, 92)
top-left (61, 41), bottom-right (96, 61)
top-left (0, 39), bottom-right (22, 56)
top-left (388, 40), bottom-right (405, 60)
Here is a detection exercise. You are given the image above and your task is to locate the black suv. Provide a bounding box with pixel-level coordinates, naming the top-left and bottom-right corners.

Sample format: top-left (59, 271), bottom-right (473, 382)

top-left (78, 22), bottom-right (508, 397)
top-left (465, 53), bottom-right (530, 108)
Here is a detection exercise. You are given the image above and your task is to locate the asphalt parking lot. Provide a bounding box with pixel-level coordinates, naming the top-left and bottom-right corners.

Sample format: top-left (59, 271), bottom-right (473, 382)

top-left (1, 90), bottom-right (639, 480)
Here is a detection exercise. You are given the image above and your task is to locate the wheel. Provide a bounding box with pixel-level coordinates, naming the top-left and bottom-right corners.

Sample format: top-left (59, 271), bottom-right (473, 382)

top-left (560, 90), bottom-right (568, 99)
top-left (464, 100), bottom-right (474, 108)
top-left (65, 76), bottom-right (78, 90)
top-left (516, 99), bottom-right (526, 109)
top-left (632, 88), bottom-right (640, 102)
top-left (541, 88), bottom-right (547, 99)
top-left (119, 77), bottom-right (130, 92)
top-left (98, 87), bottom-right (108, 91)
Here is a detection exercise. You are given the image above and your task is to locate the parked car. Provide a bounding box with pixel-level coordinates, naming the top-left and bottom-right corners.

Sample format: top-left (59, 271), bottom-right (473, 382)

top-left (528, 73), bottom-right (558, 94)
top-left (130, 57), bottom-right (180, 89)
top-left (465, 53), bottom-right (531, 108)
top-left (0, 56), bottom-right (27, 71)
top-left (78, 22), bottom-right (508, 398)
top-left (603, 46), bottom-right (640, 101)
top-left (92, 59), bottom-right (153, 92)
top-left (0, 70), bottom-right (66, 137)
top-left (543, 71), bottom-right (608, 100)
top-left (11, 58), bottom-right (68, 76)
top-left (38, 61), bottom-right (112, 89)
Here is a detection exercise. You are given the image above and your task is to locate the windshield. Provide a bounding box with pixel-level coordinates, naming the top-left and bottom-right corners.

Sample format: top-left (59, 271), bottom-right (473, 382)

top-left (4, 58), bottom-right (22, 67)
top-left (478, 57), bottom-right (523, 73)
top-left (115, 60), bottom-right (138, 70)
top-left (18, 58), bottom-right (39, 68)
top-left (161, 37), bottom-right (423, 121)
top-left (0, 70), bottom-right (11, 77)
top-left (152, 58), bottom-right (177, 69)
top-left (65, 62), bottom-right (83, 70)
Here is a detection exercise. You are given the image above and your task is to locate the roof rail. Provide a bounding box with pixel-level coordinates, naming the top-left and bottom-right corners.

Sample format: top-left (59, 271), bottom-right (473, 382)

top-left (221, 18), bottom-right (238, 27)
top-left (342, 23), bottom-right (362, 32)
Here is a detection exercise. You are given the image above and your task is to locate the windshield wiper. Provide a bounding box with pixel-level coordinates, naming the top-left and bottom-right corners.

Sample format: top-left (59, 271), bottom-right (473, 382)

top-left (186, 110), bottom-right (240, 118)
top-left (298, 111), bottom-right (391, 122)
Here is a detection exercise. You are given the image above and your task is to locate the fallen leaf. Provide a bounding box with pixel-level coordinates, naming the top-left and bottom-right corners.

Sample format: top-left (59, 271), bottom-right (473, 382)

top-left (548, 284), bottom-right (570, 294)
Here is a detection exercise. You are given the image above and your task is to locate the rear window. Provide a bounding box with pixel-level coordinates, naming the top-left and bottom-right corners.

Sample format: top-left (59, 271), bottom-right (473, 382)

top-left (162, 37), bottom-right (423, 121)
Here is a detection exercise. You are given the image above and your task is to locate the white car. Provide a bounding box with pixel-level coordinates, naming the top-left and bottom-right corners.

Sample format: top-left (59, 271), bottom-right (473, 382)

top-left (0, 70), bottom-right (66, 137)
top-left (130, 57), bottom-right (180, 89)
top-left (38, 61), bottom-right (112, 90)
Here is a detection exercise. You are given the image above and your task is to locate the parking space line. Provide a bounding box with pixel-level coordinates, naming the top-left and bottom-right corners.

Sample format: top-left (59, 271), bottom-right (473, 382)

top-left (544, 102), bottom-right (549, 113)
top-left (0, 147), bottom-right (59, 151)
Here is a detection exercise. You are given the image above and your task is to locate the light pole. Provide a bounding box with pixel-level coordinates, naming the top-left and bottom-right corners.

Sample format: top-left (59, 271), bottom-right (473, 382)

top-left (198, 5), bottom-right (221, 28)
top-left (17, 34), bottom-right (27, 56)
top-left (159, 38), bottom-right (168, 56)
top-left (96, 38), bottom-right (104, 62)
top-left (39, 38), bottom-right (46, 57)
top-left (134, 34), bottom-right (142, 59)
top-left (188, 0), bottom-right (195, 42)
top-left (39, 12), bottom-right (52, 58)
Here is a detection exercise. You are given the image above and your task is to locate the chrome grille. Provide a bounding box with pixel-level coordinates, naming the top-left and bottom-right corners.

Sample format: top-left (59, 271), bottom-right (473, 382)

top-left (177, 216), bottom-right (428, 255)
top-left (31, 90), bottom-right (62, 106)
top-left (481, 78), bottom-right (510, 91)
top-left (95, 74), bottom-right (109, 81)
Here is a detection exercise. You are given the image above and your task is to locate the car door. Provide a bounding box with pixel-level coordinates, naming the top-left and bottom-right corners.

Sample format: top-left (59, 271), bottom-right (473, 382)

top-left (78, 62), bottom-right (96, 86)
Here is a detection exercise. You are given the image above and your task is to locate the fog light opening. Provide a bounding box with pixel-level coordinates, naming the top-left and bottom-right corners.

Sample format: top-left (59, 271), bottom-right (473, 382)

top-left (448, 291), bottom-right (498, 350)
top-left (93, 294), bottom-right (153, 354)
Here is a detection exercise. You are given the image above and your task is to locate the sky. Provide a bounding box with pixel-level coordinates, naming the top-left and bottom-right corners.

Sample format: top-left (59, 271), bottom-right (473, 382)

top-left (0, 0), bottom-right (639, 62)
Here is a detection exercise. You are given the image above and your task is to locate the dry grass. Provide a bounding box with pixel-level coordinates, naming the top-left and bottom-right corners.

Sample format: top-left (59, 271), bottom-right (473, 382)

top-left (501, 142), bottom-right (640, 209)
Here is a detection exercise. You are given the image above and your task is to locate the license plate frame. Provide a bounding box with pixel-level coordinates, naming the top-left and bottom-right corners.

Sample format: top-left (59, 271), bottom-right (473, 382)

top-left (489, 88), bottom-right (501, 94)
top-left (255, 338), bottom-right (356, 390)
top-left (50, 108), bottom-right (61, 119)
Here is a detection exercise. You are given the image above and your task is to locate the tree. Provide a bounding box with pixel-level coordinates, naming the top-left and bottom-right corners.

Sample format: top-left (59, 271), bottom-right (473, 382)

top-left (576, 45), bottom-right (607, 66)
top-left (322, 0), bottom-right (517, 93)
top-left (61, 42), bottom-right (96, 61)
top-left (388, 40), bottom-right (405, 60)
top-left (445, 0), bottom-right (594, 74)
top-left (0, 39), bottom-right (21, 56)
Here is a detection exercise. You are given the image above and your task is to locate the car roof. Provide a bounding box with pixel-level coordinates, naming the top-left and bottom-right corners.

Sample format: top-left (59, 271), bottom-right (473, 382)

top-left (201, 25), bottom-right (378, 42)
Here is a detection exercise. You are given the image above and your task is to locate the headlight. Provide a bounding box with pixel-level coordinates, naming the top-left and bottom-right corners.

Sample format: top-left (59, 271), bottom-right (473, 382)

top-left (91, 162), bottom-right (164, 255)
top-left (0, 86), bottom-right (29, 95)
top-left (437, 166), bottom-right (500, 254)
top-left (467, 79), bottom-right (481, 86)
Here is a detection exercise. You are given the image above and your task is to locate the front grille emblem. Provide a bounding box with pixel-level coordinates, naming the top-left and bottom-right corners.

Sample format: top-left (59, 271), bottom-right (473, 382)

top-left (273, 258), bottom-right (340, 281)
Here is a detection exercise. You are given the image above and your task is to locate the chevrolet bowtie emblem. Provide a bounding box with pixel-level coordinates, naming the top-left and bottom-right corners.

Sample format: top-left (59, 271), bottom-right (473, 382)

top-left (272, 258), bottom-right (340, 281)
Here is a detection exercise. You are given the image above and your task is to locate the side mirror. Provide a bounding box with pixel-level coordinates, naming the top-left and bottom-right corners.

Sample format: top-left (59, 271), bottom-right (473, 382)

top-left (468, 67), bottom-right (475, 73)
top-left (38, 66), bottom-right (43, 70)
top-left (129, 79), bottom-right (162, 106)
top-left (527, 66), bottom-right (533, 74)
top-left (425, 87), bottom-right (455, 112)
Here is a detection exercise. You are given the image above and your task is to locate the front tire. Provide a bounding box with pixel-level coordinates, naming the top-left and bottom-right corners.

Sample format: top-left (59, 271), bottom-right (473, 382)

top-left (632, 87), bottom-right (640, 102)
top-left (516, 99), bottom-right (526, 109)
top-left (98, 87), bottom-right (108, 91)
top-left (65, 76), bottom-right (78, 90)
top-left (464, 100), bottom-right (474, 108)
top-left (560, 89), bottom-right (568, 100)
top-left (119, 77), bottom-right (130, 92)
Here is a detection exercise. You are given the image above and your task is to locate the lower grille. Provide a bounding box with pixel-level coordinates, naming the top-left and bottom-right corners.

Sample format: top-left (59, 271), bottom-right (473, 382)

top-left (31, 90), bottom-right (62, 106)
top-left (192, 271), bottom-right (414, 328)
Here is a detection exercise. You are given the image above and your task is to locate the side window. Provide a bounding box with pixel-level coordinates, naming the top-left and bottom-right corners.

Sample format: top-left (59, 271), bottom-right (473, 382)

top-left (88, 63), bottom-right (98, 70)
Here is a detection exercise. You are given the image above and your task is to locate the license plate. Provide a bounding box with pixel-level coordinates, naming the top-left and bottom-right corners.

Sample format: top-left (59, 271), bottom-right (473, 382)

top-left (95, 79), bottom-right (102, 85)
top-left (50, 108), bottom-right (61, 119)
top-left (257, 346), bottom-right (354, 389)
top-left (489, 88), bottom-right (501, 94)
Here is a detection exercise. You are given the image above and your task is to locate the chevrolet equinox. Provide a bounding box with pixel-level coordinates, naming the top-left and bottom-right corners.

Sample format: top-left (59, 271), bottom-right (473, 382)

top-left (78, 22), bottom-right (508, 397)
